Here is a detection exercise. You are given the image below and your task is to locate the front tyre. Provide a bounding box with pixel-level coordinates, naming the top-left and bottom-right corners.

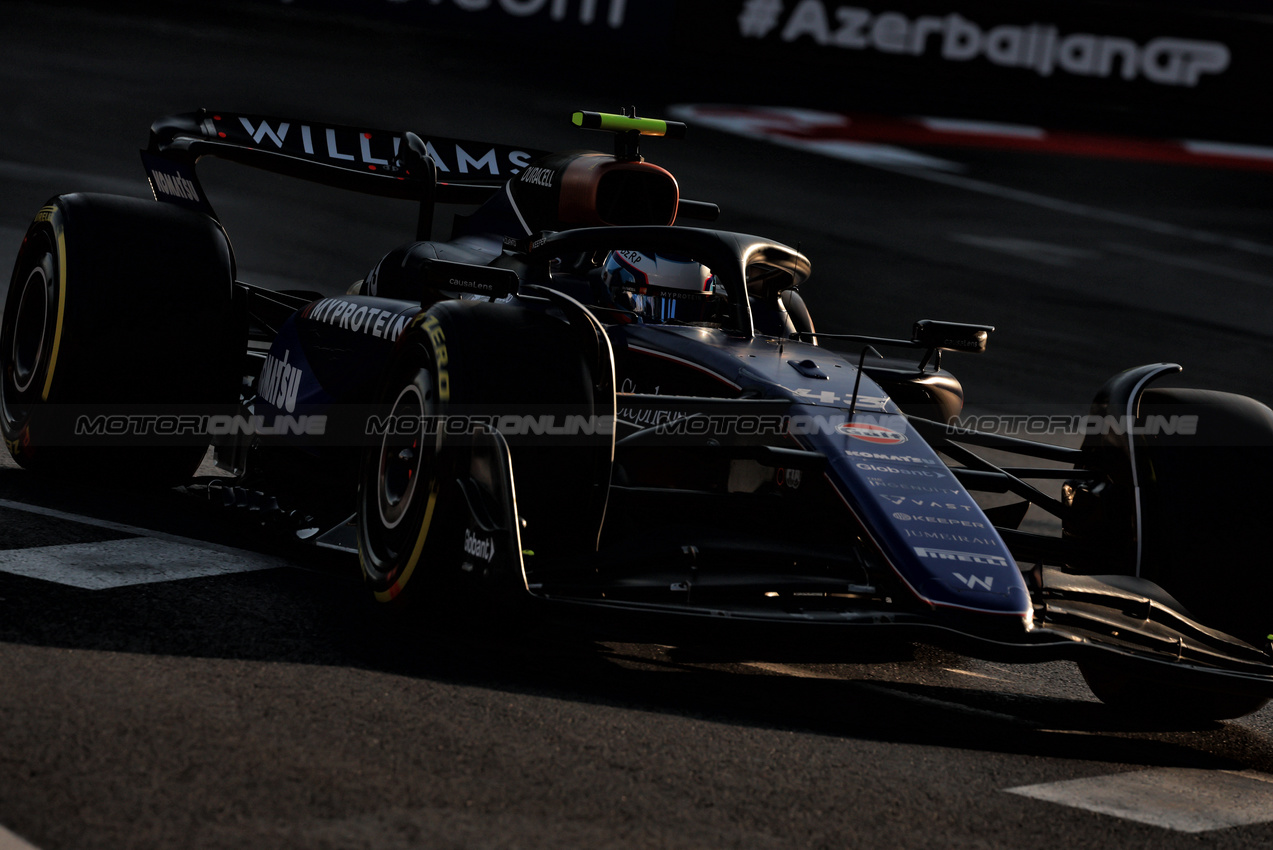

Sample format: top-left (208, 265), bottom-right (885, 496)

top-left (1070, 380), bottom-right (1273, 721)
top-left (357, 299), bottom-right (606, 612)
top-left (357, 332), bottom-right (462, 605)
top-left (1079, 661), bottom-right (1269, 723)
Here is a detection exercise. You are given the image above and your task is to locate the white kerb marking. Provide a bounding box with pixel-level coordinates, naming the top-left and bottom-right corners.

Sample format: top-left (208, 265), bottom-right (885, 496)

top-left (0, 499), bottom-right (290, 589)
top-left (919, 118), bottom-right (1047, 139)
top-left (0, 823), bottom-right (41, 850)
top-left (1005, 768), bottom-right (1273, 832)
top-left (743, 661), bottom-right (1039, 728)
top-left (1103, 242), bottom-right (1273, 288)
top-left (1182, 140), bottom-right (1273, 162)
top-left (0, 538), bottom-right (282, 590)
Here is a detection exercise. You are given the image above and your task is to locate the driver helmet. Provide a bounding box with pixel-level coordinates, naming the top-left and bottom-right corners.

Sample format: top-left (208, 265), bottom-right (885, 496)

top-left (602, 250), bottom-right (721, 324)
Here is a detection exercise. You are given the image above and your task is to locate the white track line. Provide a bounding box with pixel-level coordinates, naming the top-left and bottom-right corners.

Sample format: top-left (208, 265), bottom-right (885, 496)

top-left (743, 661), bottom-right (1039, 727)
top-left (1103, 242), bottom-right (1273, 288)
top-left (913, 168), bottom-right (1273, 260)
top-left (941, 667), bottom-right (1010, 683)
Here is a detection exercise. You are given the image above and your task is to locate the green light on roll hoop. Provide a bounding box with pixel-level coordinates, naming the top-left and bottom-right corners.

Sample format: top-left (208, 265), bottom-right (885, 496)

top-left (572, 111), bottom-right (687, 138)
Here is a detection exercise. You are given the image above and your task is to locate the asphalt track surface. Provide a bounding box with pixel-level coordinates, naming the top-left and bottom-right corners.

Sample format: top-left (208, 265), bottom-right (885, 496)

top-left (3, 3), bottom-right (1273, 848)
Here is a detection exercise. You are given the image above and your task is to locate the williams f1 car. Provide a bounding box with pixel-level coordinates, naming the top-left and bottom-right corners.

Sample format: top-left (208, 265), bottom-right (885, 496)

top-left (5, 109), bottom-right (1273, 721)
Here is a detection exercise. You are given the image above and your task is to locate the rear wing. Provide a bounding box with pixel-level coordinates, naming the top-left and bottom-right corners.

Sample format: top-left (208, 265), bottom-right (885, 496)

top-left (142, 109), bottom-right (548, 237)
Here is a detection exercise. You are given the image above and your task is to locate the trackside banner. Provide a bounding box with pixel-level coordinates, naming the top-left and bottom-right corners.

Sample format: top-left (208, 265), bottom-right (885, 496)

top-left (666, 0), bottom-right (1273, 139)
top-left (716, 1), bottom-right (1237, 88)
top-left (247, 0), bottom-right (1271, 140)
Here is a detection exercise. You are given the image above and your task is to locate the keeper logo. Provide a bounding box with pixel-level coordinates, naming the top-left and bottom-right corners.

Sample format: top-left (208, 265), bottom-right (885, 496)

top-left (744, 2), bottom-right (1231, 87)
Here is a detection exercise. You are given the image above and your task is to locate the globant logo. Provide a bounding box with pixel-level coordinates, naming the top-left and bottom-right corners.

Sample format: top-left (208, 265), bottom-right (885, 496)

top-left (737, 1), bottom-right (1231, 87)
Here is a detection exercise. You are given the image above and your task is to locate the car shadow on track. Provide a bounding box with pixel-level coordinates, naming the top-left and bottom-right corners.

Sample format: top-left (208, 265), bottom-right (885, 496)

top-left (3, 534), bottom-right (1272, 779)
top-left (2, 467), bottom-right (1271, 774)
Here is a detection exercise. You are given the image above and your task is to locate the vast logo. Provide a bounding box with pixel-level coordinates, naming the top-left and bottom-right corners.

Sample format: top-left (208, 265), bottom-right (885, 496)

top-left (739, 1), bottom-right (1231, 87)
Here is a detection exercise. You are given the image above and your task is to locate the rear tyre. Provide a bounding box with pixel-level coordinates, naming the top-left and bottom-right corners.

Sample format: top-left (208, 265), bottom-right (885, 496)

top-left (1, 194), bottom-right (240, 483)
top-left (357, 299), bottom-right (605, 612)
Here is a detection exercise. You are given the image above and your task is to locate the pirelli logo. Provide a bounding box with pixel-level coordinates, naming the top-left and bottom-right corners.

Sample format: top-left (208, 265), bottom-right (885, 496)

top-left (421, 314), bottom-right (450, 403)
top-left (913, 547), bottom-right (1010, 568)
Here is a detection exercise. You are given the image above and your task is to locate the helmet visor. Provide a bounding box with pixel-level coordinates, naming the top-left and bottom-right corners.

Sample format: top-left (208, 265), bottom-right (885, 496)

top-left (605, 251), bottom-right (721, 325)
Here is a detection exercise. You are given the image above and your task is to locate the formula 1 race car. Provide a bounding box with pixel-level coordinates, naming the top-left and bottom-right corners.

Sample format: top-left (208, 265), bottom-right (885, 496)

top-left (5, 109), bottom-right (1273, 722)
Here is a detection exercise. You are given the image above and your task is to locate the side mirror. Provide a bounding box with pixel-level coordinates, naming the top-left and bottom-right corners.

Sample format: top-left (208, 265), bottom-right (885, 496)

top-left (912, 319), bottom-right (994, 354)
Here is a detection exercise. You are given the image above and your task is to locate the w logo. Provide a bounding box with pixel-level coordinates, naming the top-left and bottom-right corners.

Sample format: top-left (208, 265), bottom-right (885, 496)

top-left (953, 573), bottom-right (994, 591)
top-left (238, 117), bottom-right (289, 147)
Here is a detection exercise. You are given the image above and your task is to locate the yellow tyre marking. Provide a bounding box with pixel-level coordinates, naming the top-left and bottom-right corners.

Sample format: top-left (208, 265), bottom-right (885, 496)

top-left (39, 206), bottom-right (66, 401)
top-left (421, 314), bottom-right (449, 402)
top-left (364, 314), bottom-right (449, 603)
top-left (373, 484), bottom-right (438, 603)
